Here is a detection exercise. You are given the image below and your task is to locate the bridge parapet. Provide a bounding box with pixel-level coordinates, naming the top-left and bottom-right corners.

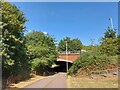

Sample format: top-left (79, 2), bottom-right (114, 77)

top-left (58, 52), bottom-right (80, 62)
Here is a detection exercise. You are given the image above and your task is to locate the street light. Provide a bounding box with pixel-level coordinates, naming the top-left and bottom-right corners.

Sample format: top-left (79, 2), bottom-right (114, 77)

top-left (109, 17), bottom-right (114, 30)
top-left (66, 41), bottom-right (68, 73)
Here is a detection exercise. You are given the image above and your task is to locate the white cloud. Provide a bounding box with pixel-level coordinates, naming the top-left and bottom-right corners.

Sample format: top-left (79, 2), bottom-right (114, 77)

top-left (43, 31), bottom-right (48, 35)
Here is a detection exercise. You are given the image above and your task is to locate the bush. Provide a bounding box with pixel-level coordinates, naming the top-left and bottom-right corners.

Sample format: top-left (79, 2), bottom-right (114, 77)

top-left (109, 55), bottom-right (118, 65)
top-left (68, 51), bottom-right (110, 75)
top-left (100, 38), bottom-right (118, 56)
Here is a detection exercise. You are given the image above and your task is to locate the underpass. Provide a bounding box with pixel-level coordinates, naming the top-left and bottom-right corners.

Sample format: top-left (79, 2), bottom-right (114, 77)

top-left (51, 53), bottom-right (80, 73)
top-left (23, 53), bottom-right (80, 88)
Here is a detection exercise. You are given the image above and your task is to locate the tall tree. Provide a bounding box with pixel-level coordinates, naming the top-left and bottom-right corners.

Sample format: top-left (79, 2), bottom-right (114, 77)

top-left (58, 37), bottom-right (71, 51)
top-left (1, 2), bottom-right (30, 79)
top-left (25, 31), bottom-right (57, 75)
top-left (58, 37), bottom-right (82, 52)
top-left (71, 38), bottom-right (82, 52)
top-left (104, 27), bottom-right (116, 39)
top-left (100, 27), bottom-right (118, 56)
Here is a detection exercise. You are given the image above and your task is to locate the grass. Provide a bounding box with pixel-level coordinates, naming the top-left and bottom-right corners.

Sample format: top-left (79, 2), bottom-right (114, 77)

top-left (67, 75), bottom-right (118, 88)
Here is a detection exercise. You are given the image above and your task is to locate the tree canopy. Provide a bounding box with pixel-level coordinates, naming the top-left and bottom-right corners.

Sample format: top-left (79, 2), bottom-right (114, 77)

top-left (1, 2), bottom-right (31, 79)
top-left (100, 27), bottom-right (118, 56)
top-left (58, 37), bottom-right (82, 52)
top-left (25, 31), bottom-right (57, 75)
top-left (103, 27), bottom-right (116, 39)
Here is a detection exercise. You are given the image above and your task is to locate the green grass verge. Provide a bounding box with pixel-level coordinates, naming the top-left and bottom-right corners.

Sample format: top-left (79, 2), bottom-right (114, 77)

top-left (67, 76), bottom-right (118, 88)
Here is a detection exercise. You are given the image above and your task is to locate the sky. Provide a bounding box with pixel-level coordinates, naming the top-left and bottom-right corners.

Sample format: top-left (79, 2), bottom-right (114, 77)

top-left (11, 2), bottom-right (118, 46)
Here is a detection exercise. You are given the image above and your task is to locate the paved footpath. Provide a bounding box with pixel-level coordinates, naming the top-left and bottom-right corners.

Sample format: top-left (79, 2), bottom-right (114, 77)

top-left (23, 72), bottom-right (67, 88)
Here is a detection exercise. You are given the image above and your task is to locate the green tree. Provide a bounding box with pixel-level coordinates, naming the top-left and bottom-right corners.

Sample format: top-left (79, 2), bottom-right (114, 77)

top-left (58, 37), bottom-right (82, 52)
top-left (104, 27), bottom-right (116, 39)
top-left (1, 2), bottom-right (31, 81)
top-left (100, 27), bottom-right (118, 56)
top-left (58, 37), bottom-right (71, 51)
top-left (71, 38), bottom-right (82, 52)
top-left (25, 31), bottom-right (57, 75)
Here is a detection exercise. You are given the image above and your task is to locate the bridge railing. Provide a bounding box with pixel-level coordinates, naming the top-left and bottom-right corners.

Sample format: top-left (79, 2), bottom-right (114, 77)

top-left (58, 51), bottom-right (81, 54)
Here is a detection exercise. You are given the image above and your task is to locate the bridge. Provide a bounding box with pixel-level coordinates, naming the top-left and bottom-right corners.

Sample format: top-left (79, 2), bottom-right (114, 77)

top-left (53, 52), bottom-right (81, 72)
top-left (57, 52), bottom-right (80, 63)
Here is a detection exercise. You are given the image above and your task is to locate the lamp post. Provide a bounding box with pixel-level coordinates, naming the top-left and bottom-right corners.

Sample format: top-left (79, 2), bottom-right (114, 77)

top-left (109, 17), bottom-right (114, 30)
top-left (66, 41), bottom-right (68, 74)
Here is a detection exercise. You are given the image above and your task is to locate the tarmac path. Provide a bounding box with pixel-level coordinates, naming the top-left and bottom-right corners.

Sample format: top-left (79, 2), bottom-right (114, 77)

top-left (23, 72), bottom-right (67, 88)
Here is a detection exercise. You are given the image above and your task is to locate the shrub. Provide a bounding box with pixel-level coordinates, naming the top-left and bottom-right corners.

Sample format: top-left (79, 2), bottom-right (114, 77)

top-left (68, 51), bottom-right (110, 75)
top-left (100, 38), bottom-right (118, 56)
top-left (109, 55), bottom-right (118, 65)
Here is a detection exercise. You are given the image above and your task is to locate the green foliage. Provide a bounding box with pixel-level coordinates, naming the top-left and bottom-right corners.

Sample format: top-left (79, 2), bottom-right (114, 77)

top-left (68, 51), bottom-right (110, 75)
top-left (1, 2), bottom-right (31, 78)
top-left (69, 27), bottom-right (119, 76)
top-left (26, 31), bottom-right (57, 74)
top-left (70, 38), bottom-right (82, 51)
top-left (82, 45), bottom-right (99, 51)
top-left (104, 27), bottom-right (116, 39)
top-left (100, 27), bottom-right (118, 56)
top-left (100, 38), bottom-right (118, 56)
top-left (108, 55), bottom-right (118, 65)
top-left (58, 37), bottom-right (82, 52)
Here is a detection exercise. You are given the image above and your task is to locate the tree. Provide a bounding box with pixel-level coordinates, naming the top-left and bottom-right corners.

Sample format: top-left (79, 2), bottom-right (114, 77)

top-left (25, 31), bottom-right (57, 75)
top-left (1, 2), bottom-right (30, 80)
top-left (58, 37), bottom-right (71, 51)
top-left (71, 38), bottom-right (82, 52)
top-left (104, 27), bottom-right (116, 39)
top-left (100, 38), bottom-right (118, 56)
top-left (58, 37), bottom-right (82, 52)
top-left (100, 27), bottom-right (118, 56)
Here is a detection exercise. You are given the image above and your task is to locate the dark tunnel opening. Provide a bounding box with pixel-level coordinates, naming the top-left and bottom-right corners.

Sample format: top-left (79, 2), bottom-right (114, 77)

top-left (51, 61), bottom-right (73, 73)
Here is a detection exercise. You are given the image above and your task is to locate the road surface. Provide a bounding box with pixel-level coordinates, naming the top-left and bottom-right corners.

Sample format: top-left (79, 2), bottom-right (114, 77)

top-left (23, 72), bottom-right (67, 88)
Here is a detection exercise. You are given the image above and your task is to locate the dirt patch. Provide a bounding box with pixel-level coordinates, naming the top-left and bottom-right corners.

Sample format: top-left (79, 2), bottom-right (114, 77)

top-left (9, 75), bottom-right (45, 88)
